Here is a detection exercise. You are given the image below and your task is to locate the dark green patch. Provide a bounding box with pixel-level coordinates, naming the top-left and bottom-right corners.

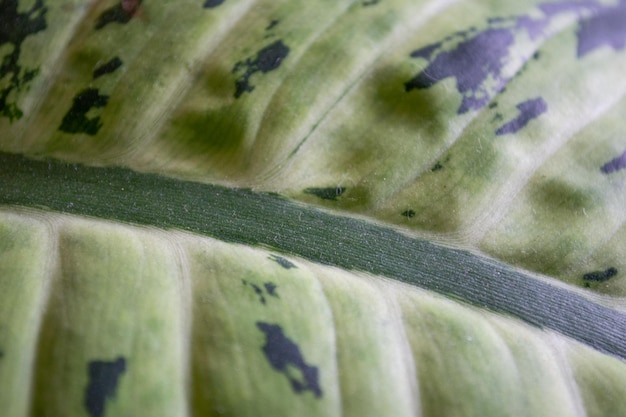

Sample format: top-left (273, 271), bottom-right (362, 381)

top-left (431, 162), bottom-right (443, 172)
top-left (402, 209), bottom-right (416, 218)
top-left (242, 279), bottom-right (279, 304)
top-left (203, 0), bottom-right (225, 8)
top-left (431, 155), bottom-right (450, 172)
top-left (233, 40), bottom-right (290, 98)
top-left (0, 0), bottom-right (48, 122)
top-left (243, 279), bottom-right (267, 304)
top-left (85, 357), bottom-right (126, 417)
top-left (1, 152), bottom-right (626, 361)
top-left (363, 0), bottom-right (379, 6)
top-left (532, 179), bottom-right (597, 213)
top-left (95, 0), bottom-right (142, 30)
top-left (264, 282), bottom-right (279, 297)
top-left (270, 254), bottom-right (296, 269)
top-left (266, 19), bottom-right (280, 30)
top-left (304, 186), bottom-right (344, 201)
top-left (256, 322), bottom-right (322, 397)
top-left (59, 88), bottom-right (109, 135)
top-left (170, 104), bottom-right (247, 154)
top-left (583, 267), bottom-right (617, 282)
top-left (93, 57), bottom-right (123, 79)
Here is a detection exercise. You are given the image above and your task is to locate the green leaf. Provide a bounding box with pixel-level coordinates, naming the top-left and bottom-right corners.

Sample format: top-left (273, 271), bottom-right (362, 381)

top-left (1, 0), bottom-right (626, 416)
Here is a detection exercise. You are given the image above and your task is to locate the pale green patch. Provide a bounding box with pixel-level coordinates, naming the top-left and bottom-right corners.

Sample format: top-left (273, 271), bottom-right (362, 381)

top-left (28, 217), bottom-right (188, 417)
top-left (185, 238), bottom-right (341, 417)
top-left (1, 210), bottom-right (625, 415)
top-left (0, 213), bottom-right (53, 417)
top-left (5, 0), bottom-right (626, 295)
top-left (316, 268), bottom-right (419, 417)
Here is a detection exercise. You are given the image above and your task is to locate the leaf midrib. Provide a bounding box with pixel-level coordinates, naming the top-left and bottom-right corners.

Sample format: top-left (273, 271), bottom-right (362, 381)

top-left (1, 151), bottom-right (625, 362)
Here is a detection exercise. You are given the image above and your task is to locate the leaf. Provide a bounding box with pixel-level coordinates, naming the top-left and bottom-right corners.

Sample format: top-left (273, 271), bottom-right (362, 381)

top-left (1, 0), bottom-right (626, 416)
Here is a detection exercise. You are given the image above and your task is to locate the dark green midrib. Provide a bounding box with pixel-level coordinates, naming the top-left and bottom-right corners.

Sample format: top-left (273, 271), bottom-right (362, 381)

top-left (2, 151), bottom-right (625, 361)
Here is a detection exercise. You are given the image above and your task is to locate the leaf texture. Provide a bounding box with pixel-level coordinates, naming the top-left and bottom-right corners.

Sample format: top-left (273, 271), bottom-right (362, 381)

top-left (1, 0), bottom-right (626, 415)
top-left (1, 209), bottom-right (625, 416)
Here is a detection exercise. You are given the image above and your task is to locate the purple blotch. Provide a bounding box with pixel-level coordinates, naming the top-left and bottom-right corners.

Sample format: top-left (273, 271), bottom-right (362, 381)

top-left (538, 0), bottom-right (603, 17)
top-left (256, 322), bottom-right (322, 398)
top-left (233, 40), bottom-right (289, 98)
top-left (409, 42), bottom-right (442, 60)
top-left (600, 150), bottom-right (626, 174)
top-left (406, 28), bottom-right (515, 114)
top-left (577, 1), bottom-right (626, 57)
top-left (404, 0), bottom-right (612, 114)
top-left (514, 15), bottom-right (550, 39)
top-left (85, 357), bottom-right (127, 417)
top-left (93, 57), bottom-right (122, 79)
top-left (203, 0), bottom-right (225, 8)
top-left (59, 88), bottom-right (109, 135)
top-left (495, 97), bottom-right (547, 135)
top-left (583, 267), bottom-right (618, 282)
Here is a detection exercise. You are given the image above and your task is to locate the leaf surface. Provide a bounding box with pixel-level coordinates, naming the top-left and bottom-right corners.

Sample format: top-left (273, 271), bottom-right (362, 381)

top-left (1, 0), bottom-right (626, 415)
